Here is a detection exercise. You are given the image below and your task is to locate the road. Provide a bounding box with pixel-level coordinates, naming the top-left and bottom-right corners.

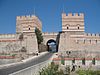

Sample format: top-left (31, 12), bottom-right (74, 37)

top-left (0, 52), bottom-right (53, 75)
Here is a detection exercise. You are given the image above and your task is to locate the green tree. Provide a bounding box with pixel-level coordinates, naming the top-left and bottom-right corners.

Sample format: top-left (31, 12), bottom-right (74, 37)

top-left (92, 58), bottom-right (95, 65)
top-left (35, 28), bottom-right (43, 44)
top-left (82, 58), bottom-right (85, 65)
top-left (76, 69), bottom-right (100, 75)
top-left (39, 62), bottom-right (64, 75)
top-left (61, 56), bottom-right (65, 65)
top-left (72, 58), bottom-right (75, 64)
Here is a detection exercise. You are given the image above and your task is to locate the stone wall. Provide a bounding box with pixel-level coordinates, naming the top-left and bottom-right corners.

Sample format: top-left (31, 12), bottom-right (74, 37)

top-left (0, 34), bottom-right (21, 52)
top-left (23, 33), bottom-right (38, 54)
top-left (42, 32), bottom-right (58, 45)
top-left (58, 32), bottom-right (100, 58)
top-left (0, 33), bottom-right (38, 54)
top-left (62, 13), bottom-right (84, 34)
top-left (58, 12), bottom-right (100, 58)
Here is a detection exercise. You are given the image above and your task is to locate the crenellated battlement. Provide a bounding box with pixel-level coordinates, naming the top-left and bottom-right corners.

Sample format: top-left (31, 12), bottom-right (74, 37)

top-left (0, 34), bottom-right (16, 39)
top-left (62, 12), bottom-right (84, 32)
top-left (16, 15), bottom-right (39, 20)
top-left (42, 32), bottom-right (58, 35)
top-left (62, 13), bottom-right (84, 17)
top-left (85, 33), bottom-right (100, 37)
top-left (16, 14), bottom-right (42, 33)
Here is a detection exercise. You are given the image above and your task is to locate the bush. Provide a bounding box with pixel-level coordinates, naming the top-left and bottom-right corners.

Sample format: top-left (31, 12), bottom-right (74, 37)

top-left (39, 62), bottom-right (64, 75)
top-left (76, 69), bottom-right (100, 75)
top-left (11, 54), bottom-right (17, 57)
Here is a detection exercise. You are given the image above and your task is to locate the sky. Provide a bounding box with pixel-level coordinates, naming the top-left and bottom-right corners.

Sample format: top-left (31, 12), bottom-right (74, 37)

top-left (0, 0), bottom-right (100, 33)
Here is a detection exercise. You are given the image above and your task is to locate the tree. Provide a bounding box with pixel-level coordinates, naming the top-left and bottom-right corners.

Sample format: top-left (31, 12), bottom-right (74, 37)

top-left (35, 28), bottom-right (43, 44)
top-left (82, 58), bottom-right (85, 65)
top-left (76, 69), bottom-right (100, 75)
top-left (61, 55), bottom-right (65, 65)
top-left (72, 58), bottom-right (75, 64)
top-left (39, 62), bottom-right (64, 75)
top-left (92, 58), bottom-right (95, 65)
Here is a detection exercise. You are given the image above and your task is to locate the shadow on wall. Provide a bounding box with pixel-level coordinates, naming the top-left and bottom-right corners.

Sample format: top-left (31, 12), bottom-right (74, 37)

top-left (38, 43), bottom-right (47, 53)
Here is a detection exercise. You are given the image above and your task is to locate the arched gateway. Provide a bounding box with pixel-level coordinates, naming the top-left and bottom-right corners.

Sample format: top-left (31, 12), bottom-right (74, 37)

top-left (42, 32), bottom-right (60, 52)
top-left (46, 39), bottom-right (57, 52)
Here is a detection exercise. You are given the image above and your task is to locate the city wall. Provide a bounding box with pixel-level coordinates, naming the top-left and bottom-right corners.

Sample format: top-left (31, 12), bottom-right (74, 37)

top-left (58, 32), bottom-right (100, 58)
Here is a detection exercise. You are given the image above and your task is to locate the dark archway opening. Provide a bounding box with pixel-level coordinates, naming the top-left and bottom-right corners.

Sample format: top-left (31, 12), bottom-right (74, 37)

top-left (46, 39), bottom-right (57, 53)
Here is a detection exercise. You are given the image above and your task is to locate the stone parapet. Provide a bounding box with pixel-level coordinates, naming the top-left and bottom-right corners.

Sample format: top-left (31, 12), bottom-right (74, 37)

top-left (16, 15), bottom-right (42, 23)
top-left (62, 12), bottom-right (84, 32)
top-left (62, 13), bottom-right (84, 18)
top-left (0, 34), bottom-right (16, 39)
top-left (42, 32), bottom-right (58, 35)
top-left (16, 15), bottom-right (42, 26)
top-left (85, 33), bottom-right (100, 37)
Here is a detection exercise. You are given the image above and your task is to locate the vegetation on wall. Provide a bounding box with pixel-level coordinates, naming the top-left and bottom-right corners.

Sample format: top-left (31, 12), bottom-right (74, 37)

top-left (35, 28), bottom-right (43, 44)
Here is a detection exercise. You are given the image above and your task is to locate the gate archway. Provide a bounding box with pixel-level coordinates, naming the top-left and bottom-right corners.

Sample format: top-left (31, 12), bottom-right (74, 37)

top-left (46, 39), bottom-right (57, 52)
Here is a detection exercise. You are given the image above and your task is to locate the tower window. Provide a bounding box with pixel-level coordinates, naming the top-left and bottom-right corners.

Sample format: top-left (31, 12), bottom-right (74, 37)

top-left (78, 27), bottom-right (79, 29)
top-left (29, 28), bottom-right (30, 30)
top-left (67, 27), bottom-right (69, 29)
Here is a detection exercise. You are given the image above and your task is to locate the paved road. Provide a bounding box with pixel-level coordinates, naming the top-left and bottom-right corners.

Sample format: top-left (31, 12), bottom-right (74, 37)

top-left (0, 53), bottom-right (53, 75)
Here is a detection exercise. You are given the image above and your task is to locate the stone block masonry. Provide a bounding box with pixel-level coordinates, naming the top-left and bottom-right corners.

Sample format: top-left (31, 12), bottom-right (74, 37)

top-left (0, 12), bottom-right (100, 57)
top-left (58, 12), bottom-right (100, 59)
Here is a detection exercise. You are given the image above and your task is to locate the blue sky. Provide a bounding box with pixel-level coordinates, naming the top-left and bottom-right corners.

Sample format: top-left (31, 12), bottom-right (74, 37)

top-left (0, 0), bottom-right (100, 33)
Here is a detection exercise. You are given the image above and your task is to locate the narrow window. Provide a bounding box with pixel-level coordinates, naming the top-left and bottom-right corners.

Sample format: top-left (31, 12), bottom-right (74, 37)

top-left (29, 28), bottom-right (30, 30)
top-left (67, 27), bottom-right (69, 29)
top-left (90, 40), bottom-right (91, 44)
top-left (78, 27), bottom-right (79, 29)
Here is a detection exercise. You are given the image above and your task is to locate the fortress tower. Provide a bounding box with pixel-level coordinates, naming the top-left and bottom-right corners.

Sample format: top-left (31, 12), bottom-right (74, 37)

top-left (62, 13), bottom-right (84, 35)
top-left (16, 15), bottom-right (42, 54)
top-left (16, 15), bottom-right (42, 33)
top-left (58, 12), bottom-right (100, 58)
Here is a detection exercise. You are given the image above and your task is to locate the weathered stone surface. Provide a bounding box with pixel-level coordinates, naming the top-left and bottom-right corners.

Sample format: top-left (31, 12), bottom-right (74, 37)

top-left (0, 13), bottom-right (100, 57)
top-left (58, 13), bottom-right (100, 58)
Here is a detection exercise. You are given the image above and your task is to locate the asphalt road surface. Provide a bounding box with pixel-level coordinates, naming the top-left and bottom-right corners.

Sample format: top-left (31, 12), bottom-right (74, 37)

top-left (0, 53), bottom-right (53, 75)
